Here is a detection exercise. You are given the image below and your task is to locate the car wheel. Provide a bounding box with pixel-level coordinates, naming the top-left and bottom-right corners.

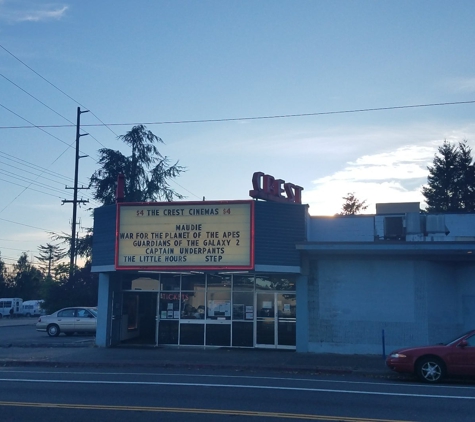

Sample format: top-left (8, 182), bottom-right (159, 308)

top-left (416, 357), bottom-right (445, 383)
top-left (47, 324), bottom-right (60, 337)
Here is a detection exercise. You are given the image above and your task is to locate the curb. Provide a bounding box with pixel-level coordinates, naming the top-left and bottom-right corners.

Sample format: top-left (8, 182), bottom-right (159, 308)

top-left (0, 358), bottom-right (394, 378)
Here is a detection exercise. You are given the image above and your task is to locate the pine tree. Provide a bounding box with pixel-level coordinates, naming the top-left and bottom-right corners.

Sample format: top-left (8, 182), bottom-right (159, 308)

top-left (422, 141), bottom-right (475, 212)
top-left (35, 243), bottom-right (66, 278)
top-left (90, 125), bottom-right (185, 205)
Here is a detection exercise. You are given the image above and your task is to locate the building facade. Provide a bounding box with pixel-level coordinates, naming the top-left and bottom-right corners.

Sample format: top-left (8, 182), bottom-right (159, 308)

top-left (92, 199), bottom-right (307, 350)
top-left (91, 191), bottom-right (475, 354)
top-left (298, 205), bottom-right (475, 354)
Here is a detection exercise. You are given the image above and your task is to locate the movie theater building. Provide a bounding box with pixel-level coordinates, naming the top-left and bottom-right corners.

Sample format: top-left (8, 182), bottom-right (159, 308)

top-left (91, 173), bottom-right (475, 354)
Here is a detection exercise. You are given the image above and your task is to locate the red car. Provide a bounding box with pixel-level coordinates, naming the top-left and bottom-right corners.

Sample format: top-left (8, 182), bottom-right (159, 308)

top-left (386, 330), bottom-right (475, 383)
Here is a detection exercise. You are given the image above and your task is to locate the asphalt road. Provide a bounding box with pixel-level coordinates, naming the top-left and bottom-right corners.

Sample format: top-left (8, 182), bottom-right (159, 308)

top-left (2, 318), bottom-right (475, 421)
top-left (0, 366), bottom-right (474, 421)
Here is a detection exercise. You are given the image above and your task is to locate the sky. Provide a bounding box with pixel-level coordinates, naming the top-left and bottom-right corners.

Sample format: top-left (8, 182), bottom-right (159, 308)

top-left (1, 0), bottom-right (475, 269)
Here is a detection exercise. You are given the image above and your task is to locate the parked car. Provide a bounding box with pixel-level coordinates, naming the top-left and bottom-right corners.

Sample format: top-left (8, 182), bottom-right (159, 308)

top-left (386, 330), bottom-right (475, 383)
top-left (36, 307), bottom-right (97, 337)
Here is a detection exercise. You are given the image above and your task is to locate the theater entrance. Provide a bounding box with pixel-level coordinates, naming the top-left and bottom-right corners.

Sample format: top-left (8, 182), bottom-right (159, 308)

top-left (117, 273), bottom-right (297, 348)
top-left (121, 292), bottom-right (158, 345)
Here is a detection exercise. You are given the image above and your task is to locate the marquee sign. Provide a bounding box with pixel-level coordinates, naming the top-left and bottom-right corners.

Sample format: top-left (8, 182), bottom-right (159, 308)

top-left (115, 201), bottom-right (254, 270)
top-left (249, 172), bottom-right (303, 204)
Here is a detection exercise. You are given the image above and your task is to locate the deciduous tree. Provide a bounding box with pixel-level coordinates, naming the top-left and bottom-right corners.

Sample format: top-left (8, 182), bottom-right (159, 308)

top-left (339, 192), bottom-right (368, 215)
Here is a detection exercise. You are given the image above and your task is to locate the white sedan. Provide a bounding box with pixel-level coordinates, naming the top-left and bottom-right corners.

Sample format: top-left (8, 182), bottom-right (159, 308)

top-left (36, 307), bottom-right (97, 337)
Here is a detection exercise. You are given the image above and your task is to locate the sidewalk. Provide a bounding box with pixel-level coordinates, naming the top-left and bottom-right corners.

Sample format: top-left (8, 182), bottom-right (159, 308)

top-left (0, 318), bottom-right (393, 378)
top-left (0, 345), bottom-right (392, 376)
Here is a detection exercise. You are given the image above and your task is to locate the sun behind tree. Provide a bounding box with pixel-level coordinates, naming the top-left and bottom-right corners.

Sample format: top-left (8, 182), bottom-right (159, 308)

top-left (339, 192), bottom-right (368, 215)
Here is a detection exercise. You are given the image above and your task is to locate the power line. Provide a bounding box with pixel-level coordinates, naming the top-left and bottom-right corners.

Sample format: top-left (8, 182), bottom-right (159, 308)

top-left (0, 102), bottom-right (79, 149)
top-left (0, 169), bottom-right (72, 195)
top-left (0, 72), bottom-right (76, 127)
top-left (0, 152), bottom-right (86, 185)
top-left (0, 246), bottom-right (35, 252)
top-left (1, 100), bottom-right (474, 130)
top-left (0, 217), bottom-right (57, 233)
top-left (0, 42), bottom-right (119, 138)
top-left (0, 178), bottom-right (73, 200)
top-left (0, 103), bottom-right (98, 212)
top-left (0, 72), bottom-right (107, 148)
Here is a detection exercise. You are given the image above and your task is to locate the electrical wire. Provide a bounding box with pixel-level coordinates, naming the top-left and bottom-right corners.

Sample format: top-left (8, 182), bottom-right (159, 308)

top-left (1, 100), bottom-right (474, 130)
top-left (0, 152), bottom-right (86, 185)
top-left (0, 42), bottom-right (119, 138)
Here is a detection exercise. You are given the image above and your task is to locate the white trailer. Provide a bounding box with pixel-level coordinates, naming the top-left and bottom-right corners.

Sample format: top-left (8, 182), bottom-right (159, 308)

top-left (0, 298), bottom-right (23, 318)
top-left (22, 300), bottom-right (45, 317)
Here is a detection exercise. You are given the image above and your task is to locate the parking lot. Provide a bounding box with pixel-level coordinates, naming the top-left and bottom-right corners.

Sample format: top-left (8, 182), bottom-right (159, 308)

top-left (0, 317), bottom-right (95, 347)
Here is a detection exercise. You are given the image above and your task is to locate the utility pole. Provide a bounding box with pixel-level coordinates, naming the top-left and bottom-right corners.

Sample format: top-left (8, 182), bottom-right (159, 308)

top-left (63, 107), bottom-right (89, 281)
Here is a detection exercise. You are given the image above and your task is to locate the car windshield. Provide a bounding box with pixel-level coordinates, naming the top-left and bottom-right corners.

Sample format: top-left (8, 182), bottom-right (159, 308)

top-left (444, 331), bottom-right (472, 346)
top-left (88, 308), bottom-right (98, 317)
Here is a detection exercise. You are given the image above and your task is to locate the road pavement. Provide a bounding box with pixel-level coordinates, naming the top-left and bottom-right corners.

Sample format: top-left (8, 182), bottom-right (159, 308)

top-left (0, 316), bottom-right (396, 378)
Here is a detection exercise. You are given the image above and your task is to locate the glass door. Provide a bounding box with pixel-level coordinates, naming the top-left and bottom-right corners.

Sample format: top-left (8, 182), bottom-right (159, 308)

top-left (256, 292), bottom-right (296, 349)
top-left (256, 293), bottom-right (275, 347)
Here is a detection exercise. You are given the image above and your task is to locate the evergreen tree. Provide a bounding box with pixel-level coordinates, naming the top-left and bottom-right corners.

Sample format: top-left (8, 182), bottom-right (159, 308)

top-left (457, 141), bottom-right (475, 210)
top-left (339, 192), bottom-right (368, 215)
top-left (422, 141), bottom-right (475, 212)
top-left (0, 253), bottom-right (10, 297)
top-left (41, 263), bottom-right (98, 314)
top-left (90, 125), bottom-right (186, 205)
top-left (35, 243), bottom-right (66, 278)
top-left (50, 227), bottom-right (93, 267)
top-left (11, 253), bottom-right (44, 299)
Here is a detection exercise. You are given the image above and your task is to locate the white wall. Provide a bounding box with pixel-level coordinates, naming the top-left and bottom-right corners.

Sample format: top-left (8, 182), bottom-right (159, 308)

top-left (308, 216), bottom-right (374, 242)
top-left (306, 258), bottom-right (471, 355)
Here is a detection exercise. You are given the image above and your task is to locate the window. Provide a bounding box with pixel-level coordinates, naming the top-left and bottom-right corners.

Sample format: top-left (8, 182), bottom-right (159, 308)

top-left (207, 275), bottom-right (231, 320)
top-left (160, 274), bottom-right (180, 291)
top-left (466, 335), bottom-right (475, 347)
top-left (232, 292), bottom-right (253, 321)
top-left (233, 275), bottom-right (255, 291)
top-left (181, 274), bottom-right (205, 320)
top-left (77, 309), bottom-right (93, 318)
top-left (159, 292), bottom-right (180, 320)
top-left (256, 275), bottom-right (296, 291)
top-left (58, 309), bottom-right (76, 317)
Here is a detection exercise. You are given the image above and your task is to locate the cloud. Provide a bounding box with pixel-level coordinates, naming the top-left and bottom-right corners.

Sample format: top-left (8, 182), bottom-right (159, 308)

top-left (444, 77), bottom-right (475, 94)
top-left (0, 1), bottom-right (68, 23)
top-left (304, 144), bottom-right (437, 216)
